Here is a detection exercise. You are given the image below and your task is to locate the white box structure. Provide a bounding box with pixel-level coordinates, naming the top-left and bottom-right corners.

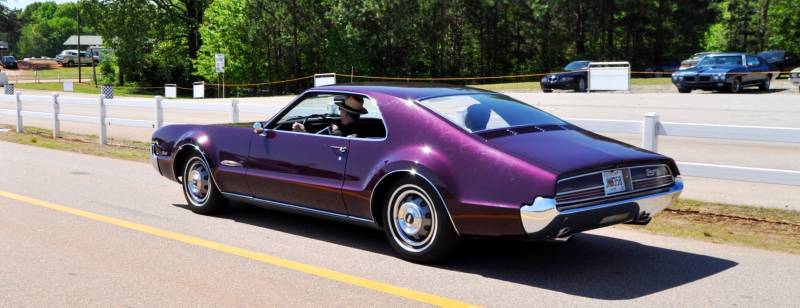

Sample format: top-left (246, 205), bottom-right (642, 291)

top-left (164, 84), bottom-right (177, 98)
top-left (588, 62), bottom-right (630, 91)
top-left (63, 80), bottom-right (74, 92)
top-left (314, 73), bottom-right (336, 87)
top-left (193, 82), bottom-right (204, 99)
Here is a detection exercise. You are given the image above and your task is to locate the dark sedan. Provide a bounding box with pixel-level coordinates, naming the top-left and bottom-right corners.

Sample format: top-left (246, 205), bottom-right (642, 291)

top-left (151, 84), bottom-right (683, 262)
top-left (758, 50), bottom-right (798, 73)
top-left (671, 53), bottom-right (779, 93)
top-left (2, 56), bottom-right (17, 69)
top-left (541, 61), bottom-right (589, 92)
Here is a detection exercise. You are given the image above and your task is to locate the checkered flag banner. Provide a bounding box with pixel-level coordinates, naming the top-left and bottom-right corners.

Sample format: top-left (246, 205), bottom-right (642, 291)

top-left (101, 85), bottom-right (114, 99)
top-left (4, 83), bottom-right (14, 95)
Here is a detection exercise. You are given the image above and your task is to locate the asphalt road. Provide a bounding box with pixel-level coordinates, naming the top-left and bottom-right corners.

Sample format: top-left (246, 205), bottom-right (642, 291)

top-left (1, 141), bottom-right (799, 307)
top-left (1, 90), bottom-right (798, 210)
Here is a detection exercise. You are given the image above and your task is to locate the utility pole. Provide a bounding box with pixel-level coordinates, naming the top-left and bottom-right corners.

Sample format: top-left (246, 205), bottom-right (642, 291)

top-left (77, 3), bottom-right (82, 83)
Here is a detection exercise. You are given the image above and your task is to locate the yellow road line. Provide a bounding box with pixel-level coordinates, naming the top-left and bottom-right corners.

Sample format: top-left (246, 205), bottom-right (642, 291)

top-left (0, 190), bottom-right (477, 308)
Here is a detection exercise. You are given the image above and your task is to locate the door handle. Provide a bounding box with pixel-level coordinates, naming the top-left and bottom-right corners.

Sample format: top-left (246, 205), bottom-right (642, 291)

top-left (330, 146), bottom-right (348, 153)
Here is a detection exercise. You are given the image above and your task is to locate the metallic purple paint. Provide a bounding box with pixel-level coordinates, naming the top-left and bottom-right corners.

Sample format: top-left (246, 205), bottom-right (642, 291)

top-left (151, 84), bottom-right (679, 238)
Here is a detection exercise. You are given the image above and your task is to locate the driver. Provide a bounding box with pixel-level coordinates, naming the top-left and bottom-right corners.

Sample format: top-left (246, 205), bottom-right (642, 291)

top-left (292, 95), bottom-right (368, 137)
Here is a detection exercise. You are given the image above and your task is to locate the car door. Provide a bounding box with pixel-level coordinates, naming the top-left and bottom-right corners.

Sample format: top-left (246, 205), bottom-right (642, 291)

top-left (245, 93), bottom-right (349, 214)
top-left (745, 55), bottom-right (764, 84)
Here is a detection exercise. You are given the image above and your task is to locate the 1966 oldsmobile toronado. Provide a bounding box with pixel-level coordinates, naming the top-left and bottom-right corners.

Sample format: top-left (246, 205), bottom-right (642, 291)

top-left (151, 83), bottom-right (683, 262)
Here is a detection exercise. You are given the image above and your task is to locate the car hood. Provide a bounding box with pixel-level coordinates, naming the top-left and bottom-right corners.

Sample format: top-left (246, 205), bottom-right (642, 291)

top-left (545, 71), bottom-right (586, 78)
top-left (791, 67), bottom-right (800, 73)
top-left (678, 65), bottom-right (740, 74)
top-left (483, 126), bottom-right (669, 175)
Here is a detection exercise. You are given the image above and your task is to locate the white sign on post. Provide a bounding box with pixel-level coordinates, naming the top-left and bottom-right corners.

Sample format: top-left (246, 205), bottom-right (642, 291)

top-left (63, 80), bottom-right (74, 92)
top-left (215, 54), bottom-right (225, 73)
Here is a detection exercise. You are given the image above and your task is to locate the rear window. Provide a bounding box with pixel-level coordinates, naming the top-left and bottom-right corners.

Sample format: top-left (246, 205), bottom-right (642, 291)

top-left (418, 94), bottom-right (565, 133)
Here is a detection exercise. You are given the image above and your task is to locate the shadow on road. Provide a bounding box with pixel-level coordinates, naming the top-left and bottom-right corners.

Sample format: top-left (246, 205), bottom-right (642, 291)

top-left (174, 201), bottom-right (738, 300)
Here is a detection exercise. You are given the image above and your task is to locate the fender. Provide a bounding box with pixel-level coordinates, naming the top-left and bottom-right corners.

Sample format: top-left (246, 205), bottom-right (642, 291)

top-left (368, 162), bottom-right (461, 235)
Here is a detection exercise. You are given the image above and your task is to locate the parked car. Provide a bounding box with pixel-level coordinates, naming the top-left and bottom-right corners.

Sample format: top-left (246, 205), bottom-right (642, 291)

top-left (679, 52), bottom-right (718, 69)
top-left (540, 61), bottom-right (590, 92)
top-left (1, 56), bottom-right (17, 69)
top-left (643, 61), bottom-right (680, 77)
top-left (671, 53), bottom-right (779, 93)
top-left (757, 50), bottom-right (799, 73)
top-left (151, 84), bottom-right (684, 262)
top-left (55, 50), bottom-right (96, 67)
top-left (790, 67), bottom-right (800, 92)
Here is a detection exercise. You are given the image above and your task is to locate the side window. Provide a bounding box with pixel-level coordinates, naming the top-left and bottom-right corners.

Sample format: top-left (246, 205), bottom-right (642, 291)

top-left (746, 56), bottom-right (760, 67)
top-left (269, 93), bottom-right (386, 139)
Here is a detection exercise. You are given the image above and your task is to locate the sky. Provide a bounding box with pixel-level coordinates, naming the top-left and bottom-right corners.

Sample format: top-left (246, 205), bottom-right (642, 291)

top-left (6, 0), bottom-right (75, 10)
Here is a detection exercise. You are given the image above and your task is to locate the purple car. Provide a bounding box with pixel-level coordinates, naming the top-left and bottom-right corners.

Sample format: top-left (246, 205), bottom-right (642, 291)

top-left (151, 83), bottom-right (683, 262)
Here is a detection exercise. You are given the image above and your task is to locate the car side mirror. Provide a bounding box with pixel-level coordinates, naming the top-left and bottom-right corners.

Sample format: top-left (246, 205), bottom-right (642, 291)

top-left (252, 121), bottom-right (265, 135)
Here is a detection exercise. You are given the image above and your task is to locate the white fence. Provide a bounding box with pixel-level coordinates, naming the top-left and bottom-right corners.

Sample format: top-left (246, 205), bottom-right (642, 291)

top-left (1, 93), bottom-right (799, 186)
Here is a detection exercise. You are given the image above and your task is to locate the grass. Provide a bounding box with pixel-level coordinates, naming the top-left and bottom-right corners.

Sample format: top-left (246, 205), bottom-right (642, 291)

top-left (1, 124), bottom-right (798, 254)
top-left (15, 66), bottom-right (101, 80)
top-left (0, 124), bottom-right (150, 162)
top-left (14, 82), bottom-right (158, 98)
top-left (620, 198), bottom-right (800, 254)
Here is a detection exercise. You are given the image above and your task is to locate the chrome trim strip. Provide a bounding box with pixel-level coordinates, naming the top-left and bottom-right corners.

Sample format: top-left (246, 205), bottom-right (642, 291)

top-left (632, 175), bottom-right (673, 182)
top-left (521, 178), bottom-right (683, 235)
top-left (220, 160), bottom-right (243, 167)
top-left (556, 181), bottom-right (675, 208)
top-left (557, 163), bottom-right (671, 184)
top-left (555, 185), bottom-right (604, 196)
top-left (369, 170), bottom-right (461, 235)
top-left (221, 192), bottom-right (379, 229)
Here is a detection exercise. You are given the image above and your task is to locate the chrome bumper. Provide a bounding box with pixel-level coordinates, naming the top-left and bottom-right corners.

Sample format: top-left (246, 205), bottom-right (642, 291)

top-left (150, 143), bottom-right (161, 174)
top-left (520, 178), bottom-right (683, 236)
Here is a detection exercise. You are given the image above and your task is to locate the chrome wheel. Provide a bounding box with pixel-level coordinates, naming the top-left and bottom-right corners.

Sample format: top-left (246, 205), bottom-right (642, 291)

top-left (388, 185), bottom-right (437, 252)
top-left (184, 157), bottom-right (210, 205)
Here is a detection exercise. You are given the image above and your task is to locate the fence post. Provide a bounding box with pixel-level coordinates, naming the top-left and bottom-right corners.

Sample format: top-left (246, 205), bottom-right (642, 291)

top-left (642, 112), bottom-right (659, 152)
top-left (230, 98), bottom-right (239, 123)
top-left (98, 95), bottom-right (107, 145)
top-left (154, 96), bottom-right (163, 129)
top-left (52, 93), bottom-right (60, 138)
top-left (14, 92), bottom-right (22, 133)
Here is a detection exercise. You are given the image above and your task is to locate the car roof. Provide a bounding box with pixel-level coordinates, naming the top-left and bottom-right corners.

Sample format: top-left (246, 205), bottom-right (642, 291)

top-left (313, 82), bottom-right (494, 101)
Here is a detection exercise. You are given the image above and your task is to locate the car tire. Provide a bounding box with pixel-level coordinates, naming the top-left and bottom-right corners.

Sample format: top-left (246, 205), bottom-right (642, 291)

top-left (730, 77), bottom-right (742, 93)
top-left (67, 61), bottom-right (74, 67)
top-left (181, 154), bottom-right (228, 215)
top-left (678, 88), bottom-right (691, 93)
top-left (576, 78), bottom-right (587, 92)
top-left (383, 176), bottom-right (459, 263)
top-left (542, 88), bottom-right (553, 93)
top-left (759, 75), bottom-right (771, 91)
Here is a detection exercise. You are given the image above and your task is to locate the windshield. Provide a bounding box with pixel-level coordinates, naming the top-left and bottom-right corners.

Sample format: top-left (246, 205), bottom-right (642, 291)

top-left (757, 51), bottom-right (782, 59)
top-left (564, 61), bottom-right (589, 71)
top-left (418, 94), bottom-right (565, 133)
top-left (698, 55), bottom-right (742, 66)
top-left (3, 56), bottom-right (14, 61)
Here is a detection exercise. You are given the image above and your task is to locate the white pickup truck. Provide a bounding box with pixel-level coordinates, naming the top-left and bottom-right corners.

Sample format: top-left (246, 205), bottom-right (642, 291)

top-left (55, 50), bottom-right (96, 67)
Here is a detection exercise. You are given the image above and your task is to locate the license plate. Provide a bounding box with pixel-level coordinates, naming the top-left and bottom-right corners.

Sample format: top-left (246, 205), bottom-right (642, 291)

top-left (602, 169), bottom-right (626, 195)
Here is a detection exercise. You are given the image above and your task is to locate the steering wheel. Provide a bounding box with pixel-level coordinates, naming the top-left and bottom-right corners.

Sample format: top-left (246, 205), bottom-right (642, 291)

top-left (296, 114), bottom-right (333, 134)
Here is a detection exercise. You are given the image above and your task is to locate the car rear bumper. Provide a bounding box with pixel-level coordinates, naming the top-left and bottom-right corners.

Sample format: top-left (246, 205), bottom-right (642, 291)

top-left (520, 178), bottom-right (683, 238)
